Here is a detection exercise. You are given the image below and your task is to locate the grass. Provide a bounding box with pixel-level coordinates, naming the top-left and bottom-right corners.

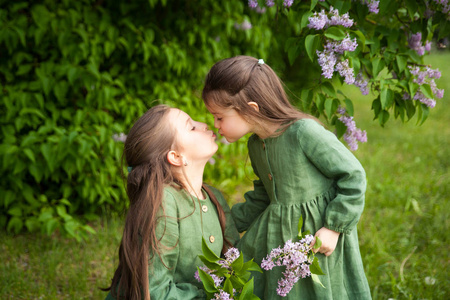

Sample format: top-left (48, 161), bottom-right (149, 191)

top-left (1, 52), bottom-right (449, 299)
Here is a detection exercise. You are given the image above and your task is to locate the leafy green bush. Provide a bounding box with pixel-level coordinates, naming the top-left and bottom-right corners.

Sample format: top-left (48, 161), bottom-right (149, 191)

top-left (0, 0), bottom-right (273, 239)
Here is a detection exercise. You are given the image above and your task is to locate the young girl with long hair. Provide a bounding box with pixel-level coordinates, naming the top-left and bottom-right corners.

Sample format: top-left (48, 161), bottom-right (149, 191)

top-left (104, 105), bottom-right (239, 300)
top-left (202, 56), bottom-right (371, 299)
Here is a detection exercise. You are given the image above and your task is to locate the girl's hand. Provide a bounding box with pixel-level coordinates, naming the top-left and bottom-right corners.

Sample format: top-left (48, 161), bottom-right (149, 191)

top-left (311, 227), bottom-right (340, 256)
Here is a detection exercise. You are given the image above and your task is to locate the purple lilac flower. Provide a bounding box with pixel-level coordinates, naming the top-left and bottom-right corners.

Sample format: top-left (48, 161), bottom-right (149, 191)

top-left (408, 32), bottom-right (432, 56)
top-left (406, 65), bottom-right (444, 107)
top-left (354, 73), bottom-right (370, 95)
top-left (283, 0), bottom-right (294, 7)
top-left (338, 107), bottom-right (367, 151)
top-left (335, 59), bottom-right (355, 84)
top-left (316, 49), bottom-right (337, 79)
top-left (248, 0), bottom-right (258, 8)
top-left (266, 0), bottom-right (275, 7)
top-left (214, 290), bottom-right (232, 300)
top-left (367, 0), bottom-right (380, 14)
top-left (431, 0), bottom-right (450, 19)
top-left (308, 6), bottom-right (354, 30)
top-left (316, 36), bottom-right (358, 82)
top-left (261, 236), bottom-right (315, 296)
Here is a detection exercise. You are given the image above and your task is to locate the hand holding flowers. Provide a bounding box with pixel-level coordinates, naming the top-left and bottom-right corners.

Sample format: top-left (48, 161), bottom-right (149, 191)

top-left (260, 216), bottom-right (326, 297)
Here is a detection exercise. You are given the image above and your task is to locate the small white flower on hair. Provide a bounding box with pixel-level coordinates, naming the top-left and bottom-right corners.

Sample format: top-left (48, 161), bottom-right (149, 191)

top-left (258, 59), bottom-right (265, 65)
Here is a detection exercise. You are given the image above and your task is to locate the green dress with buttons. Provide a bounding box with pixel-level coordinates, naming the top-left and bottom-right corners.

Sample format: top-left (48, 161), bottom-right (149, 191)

top-left (232, 119), bottom-right (371, 299)
top-left (105, 184), bottom-right (240, 300)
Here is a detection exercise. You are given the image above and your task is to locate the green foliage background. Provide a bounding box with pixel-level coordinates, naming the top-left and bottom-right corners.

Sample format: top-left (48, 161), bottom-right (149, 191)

top-left (0, 0), bottom-right (275, 238)
top-left (1, 0), bottom-right (448, 241)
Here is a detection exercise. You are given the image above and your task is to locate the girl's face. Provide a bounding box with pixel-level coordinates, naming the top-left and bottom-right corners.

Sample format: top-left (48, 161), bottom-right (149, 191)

top-left (206, 104), bottom-right (253, 143)
top-left (168, 108), bottom-right (218, 162)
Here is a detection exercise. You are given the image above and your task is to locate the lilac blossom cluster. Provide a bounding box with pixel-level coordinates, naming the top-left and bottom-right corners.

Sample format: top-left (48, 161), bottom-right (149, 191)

top-left (315, 35), bottom-right (358, 82)
top-left (408, 32), bottom-right (432, 56)
top-left (337, 107), bottom-right (367, 151)
top-left (354, 73), bottom-right (370, 95)
top-left (261, 235), bottom-right (315, 297)
top-left (430, 0), bottom-right (450, 19)
top-left (195, 247), bottom-right (240, 299)
top-left (360, 0), bottom-right (380, 14)
top-left (248, 0), bottom-right (293, 9)
top-left (403, 66), bottom-right (444, 108)
top-left (308, 6), bottom-right (354, 30)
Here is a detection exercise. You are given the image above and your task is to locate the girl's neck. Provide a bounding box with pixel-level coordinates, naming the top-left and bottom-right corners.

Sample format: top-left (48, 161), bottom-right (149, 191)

top-left (253, 121), bottom-right (281, 139)
top-left (178, 162), bottom-right (207, 199)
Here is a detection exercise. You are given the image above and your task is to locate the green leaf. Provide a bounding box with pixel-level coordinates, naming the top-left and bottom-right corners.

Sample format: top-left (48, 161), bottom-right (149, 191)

top-left (297, 215), bottom-right (303, 237)
top-left (321, 82), bottom-right (336, 98)
top-left (378, 110), bottom-right (390, 127)
top-left (380, 88), bottom-right (394, 109)
top-left (223, 277), bottom-right (233, 296)
top-left (197, 268), bottom-right (219, 293)
top-left (23, 148), bottom-right (36, 163)
top-left (7, 217), bottom-right (23, 234)
top-left (230, 251), bottom-right (244, 271)
top-left (344, 98), bottom-right (354, 116)
top-left (396, 55), bottom-right (407, 73)
top-left (311, 274), bottom-right (326, 288)
top-left (201, 236), bottom-right (220, 262)
top-left (419, 84), bottom-right (434, 99)
top-left (313, 236), bottom-right (322, 250)
top-left (351, 30), bottom-right (366, 52)
top-left (199, 255), bottom-right (221, 270)
top-left (305, 34), bottom-right (320, 63)
top-left (336, 119), bottom-right (347, 139)
top-left (8, 206), bottom-right (22, 217)
top-left (310, 256), bottom-right (325, 275)
top-left (240, 278), bottom-right (259, 300)
top-left (324, 27), bottom-right (346, 41)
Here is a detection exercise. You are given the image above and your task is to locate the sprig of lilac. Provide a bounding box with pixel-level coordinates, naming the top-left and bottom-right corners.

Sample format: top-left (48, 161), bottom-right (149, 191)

top-left (261, 235), bottom-right (316, 297)
top-left (354, 72), bottom-right (370, 95)
top-left (248, 0), bottom-right (294, 9)
top-left (315, 35), bottom-right (358, 83)
top-left (337, 107), bottom-right (367, 151)
top-left (308, 6), bottom-right (353, 30)
top-left (403, 66), bottom-right (444, 108)
top-left (408, 32), bottom-right (433, 56)
top-left (195, 247), bottom-right (242, 299)
top-left (360, 0), bottom-right (380, 14)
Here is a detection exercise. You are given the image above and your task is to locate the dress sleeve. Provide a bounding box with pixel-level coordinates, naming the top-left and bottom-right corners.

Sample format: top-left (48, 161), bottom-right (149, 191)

top-left (148, 191), bottom-right (205, 300)
top-left (231, 149), bottom-right (271, 233)
top-left (298, 120), bottom-right (367, 234)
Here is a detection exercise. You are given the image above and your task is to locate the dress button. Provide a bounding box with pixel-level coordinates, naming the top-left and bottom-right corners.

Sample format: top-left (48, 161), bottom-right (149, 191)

top-left (202, 205), bottom-right (208, 213)
top-left (268, 173), bottom-right (272, 180)
top-left (209, 235), bottom-right (215, 243)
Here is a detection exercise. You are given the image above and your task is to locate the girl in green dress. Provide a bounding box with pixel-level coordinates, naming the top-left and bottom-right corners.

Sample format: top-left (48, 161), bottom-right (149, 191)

top-left (104, 105), bottom-right (239, 300)
top-left (202, 56), bottom-right (371, 299)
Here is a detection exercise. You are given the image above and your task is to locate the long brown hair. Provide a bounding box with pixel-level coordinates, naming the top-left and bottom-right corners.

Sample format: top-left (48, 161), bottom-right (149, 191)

top-left (104, 105), bottom-right (230, 300)
top-left (202, 55), bottom-right (318, 136)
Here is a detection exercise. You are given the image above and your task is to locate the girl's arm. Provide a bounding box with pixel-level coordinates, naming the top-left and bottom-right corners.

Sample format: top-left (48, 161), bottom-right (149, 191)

top-left (149, 195), bottom-right (205, 300)
top-left (231, 160), bottom-right (271, 232)
top-left (299, 120), bottom-right (367, 234)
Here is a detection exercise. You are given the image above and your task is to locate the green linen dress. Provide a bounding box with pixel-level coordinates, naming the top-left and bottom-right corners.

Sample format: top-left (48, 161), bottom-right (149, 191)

top-left (106, 184), bottom-right (240, 300)
top-left (232, 119), bottom-right (371, 299)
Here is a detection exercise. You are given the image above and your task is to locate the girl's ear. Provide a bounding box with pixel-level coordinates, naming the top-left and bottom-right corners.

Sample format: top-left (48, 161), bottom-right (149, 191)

top-left (247, 101), bottom-right (260, 112)
top-left (167, 150), bottom-right (183, 167)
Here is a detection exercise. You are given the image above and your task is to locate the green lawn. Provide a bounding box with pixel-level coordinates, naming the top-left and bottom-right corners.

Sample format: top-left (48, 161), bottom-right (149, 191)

top-left (1, 52), bottom-right (449, 299)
